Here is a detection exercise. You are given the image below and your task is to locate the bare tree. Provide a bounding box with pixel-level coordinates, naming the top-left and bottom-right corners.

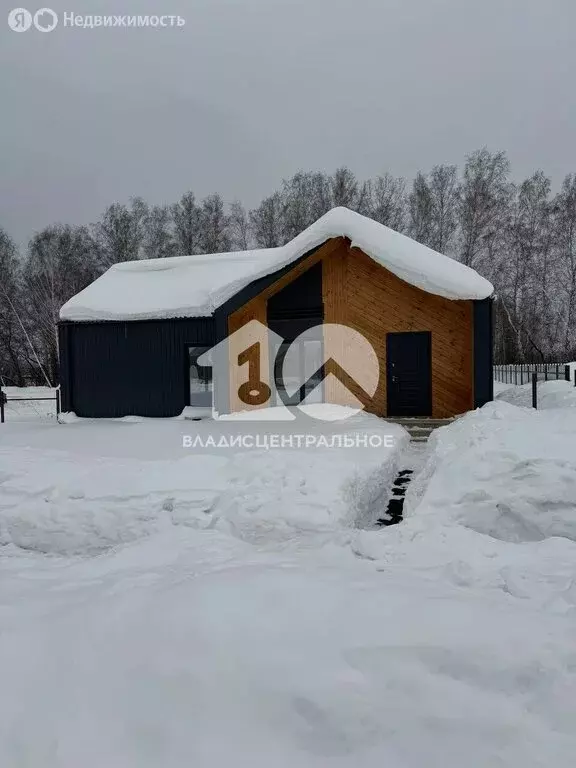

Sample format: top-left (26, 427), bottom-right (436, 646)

top-left (93, 197), bottom-right (148, 267)
top-left (143, 205), bottom-right (175, 260)
top-left (250, 192), bottom-right (284, 248)
top-left (11, 146), bottom-right (576, 372)
top-left (0, 228), bottom-right (27, 385)
top-left (281, 172), bottom-right (319, 241)
top-left (308, 172), bottom-right (333, 220)
top-left (171, 191), bottom-right (201, 255)
top-left (330, 167), bottom-right (358, 208)
top-left (409, 172), bottom-right (434, 245)
top-left (363, 173), bottom-right (407, 231)
top-left (501, 172), bottom-right (555, 359)
top-left (198, 194), bottom-right (231, 253)
top-left (553, 174), bottom-right (576, 356)
top-left (24, 225), bottom-right (100, 383)
top-left (428, 164), bottom-right (460, 253)
top-left (459, 149), bottom-right (512, 269)
top-left (229, 201), bottom-right (251, 251)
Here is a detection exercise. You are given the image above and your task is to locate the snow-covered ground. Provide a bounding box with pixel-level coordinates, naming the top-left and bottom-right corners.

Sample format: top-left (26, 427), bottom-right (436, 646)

top-left (2, 391), bottom-right (576, 766)
top-left (496, 378), bottom-right (576, 409)
top-left (0, 405), bottom-right (407, 554)
top-left (492, 379), bottom-right (515, 396)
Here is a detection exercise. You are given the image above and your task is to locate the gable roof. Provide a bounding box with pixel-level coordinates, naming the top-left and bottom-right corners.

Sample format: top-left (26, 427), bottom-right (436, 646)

top-left (60, 207), bottom-right (494, 322)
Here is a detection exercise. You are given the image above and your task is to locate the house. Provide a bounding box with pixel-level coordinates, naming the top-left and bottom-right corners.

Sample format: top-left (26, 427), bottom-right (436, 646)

top-left (58, 207), bottom-right (494, 419)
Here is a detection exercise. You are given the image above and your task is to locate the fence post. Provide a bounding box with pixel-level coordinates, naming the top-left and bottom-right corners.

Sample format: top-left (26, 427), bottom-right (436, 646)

top-left (574, 369), bottom-right (576, 388)
top-left (532, 373), bottom-right (538, 409)
top-left (0, 387), bottom-right (4, 424)
top-left (565, 365), bottom-right (570, 382)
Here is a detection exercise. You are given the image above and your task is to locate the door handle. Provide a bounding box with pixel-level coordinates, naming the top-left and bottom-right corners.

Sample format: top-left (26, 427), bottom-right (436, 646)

top-left (392, 376), bottom-right (398, 384)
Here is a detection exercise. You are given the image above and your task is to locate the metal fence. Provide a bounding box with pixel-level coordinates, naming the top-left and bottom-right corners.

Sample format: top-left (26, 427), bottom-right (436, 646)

top-left (494, 363), bottom-right (572, 386)
top-left (0, 387), bottom-right (60, 424)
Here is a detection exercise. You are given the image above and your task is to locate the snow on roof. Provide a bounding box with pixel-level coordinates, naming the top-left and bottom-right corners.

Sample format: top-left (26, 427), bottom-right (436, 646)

top-left (60, 207), bottom-right (493, 322)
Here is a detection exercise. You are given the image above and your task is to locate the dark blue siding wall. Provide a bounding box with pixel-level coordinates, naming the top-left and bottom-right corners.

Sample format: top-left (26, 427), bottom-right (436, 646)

top-left (59, 318), bottom-right (215, 418)
top-left (267, 262), bottom-right (323, 314)
top-left (473, 298), bottom-right (494, 408)
top-left (267, 262), bottom-right (324, 341)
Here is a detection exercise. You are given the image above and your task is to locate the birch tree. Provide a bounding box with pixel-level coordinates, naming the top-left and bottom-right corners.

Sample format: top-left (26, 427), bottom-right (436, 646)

top-left (0, 228), bottom-right (27, 385)
top-left (363, 173), bottom-right (407, 231)
top-left (229, 201), bottom-right (251, 251)
top-left (171, 191), bottom-right (201, 255)
top-left (459, 149), bottom-right (512, 269)
top-left (198, 194), bottom-right (231, 254)
top-left (428, 164), bottom-right (460, 253)
top-left (330, 167), bottom-right (358, 208)
top-left (250, 192), bottom-right (284, 248)
top-left (409, 172), bottom-right (434, 246)
top-left (94, 197), bottom-right (148, 266)
top-left (143, 205), bottom-right (175, 260)
top-left (553, 174), bottom-right (576, 356)
top-left (24, 225), bottom-right (100, 382)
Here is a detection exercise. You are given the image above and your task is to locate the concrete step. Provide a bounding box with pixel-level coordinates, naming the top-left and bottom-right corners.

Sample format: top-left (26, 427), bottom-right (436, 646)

top-left (385, 417), bottom-right (456, 443)
top-left (388, 418), bottom-right (454, 428)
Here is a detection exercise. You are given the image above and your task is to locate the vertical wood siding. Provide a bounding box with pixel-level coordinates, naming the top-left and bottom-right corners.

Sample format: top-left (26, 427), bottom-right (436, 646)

top-left (227, 238), bottom-right (475, 418)
top-left (344, 246), bottom-right (474, 418)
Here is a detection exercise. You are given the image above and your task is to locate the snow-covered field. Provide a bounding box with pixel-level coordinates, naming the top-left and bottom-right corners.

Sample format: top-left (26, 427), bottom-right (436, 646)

top-left (1, 389), bottom-right (576, 766)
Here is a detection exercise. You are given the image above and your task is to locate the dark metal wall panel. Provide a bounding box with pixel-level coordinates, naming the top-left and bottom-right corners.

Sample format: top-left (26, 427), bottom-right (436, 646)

top-left (267, 262), bottom-right (323, 316)
top-left (58, 323), bottom-right (73, 412)
top-left (473, 298), bottom-right (494, 408)
top-left (267, 314), bottom-right (324, 341)
top-left (267, 262), bottom-right (324, 341)
top-left (60, 318), bottom-right (215, 418)
top-left (213, 242), bottom-right (326, 334)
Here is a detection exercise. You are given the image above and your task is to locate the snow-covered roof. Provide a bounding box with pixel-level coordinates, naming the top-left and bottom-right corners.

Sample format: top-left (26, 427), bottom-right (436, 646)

top-left (60, 207), bottom-right (493, 322)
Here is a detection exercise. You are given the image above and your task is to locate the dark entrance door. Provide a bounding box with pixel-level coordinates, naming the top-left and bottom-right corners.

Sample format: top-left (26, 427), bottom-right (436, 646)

top-left (386, 332), bottom-right (432, 417)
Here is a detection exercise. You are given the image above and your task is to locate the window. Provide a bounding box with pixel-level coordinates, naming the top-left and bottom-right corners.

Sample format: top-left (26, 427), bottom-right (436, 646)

top-left (272, 339), bottom-right (324, 406)
top-left (188, 346), bottom-right (213, 407)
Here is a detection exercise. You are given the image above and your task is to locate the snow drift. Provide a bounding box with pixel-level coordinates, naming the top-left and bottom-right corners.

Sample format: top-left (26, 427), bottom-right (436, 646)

top-left (496, 378), bottom-right (576, 410)
top-left (0, 408), bottom-right (407, 555)
top-left (403, 401), bottom-right (576, 543)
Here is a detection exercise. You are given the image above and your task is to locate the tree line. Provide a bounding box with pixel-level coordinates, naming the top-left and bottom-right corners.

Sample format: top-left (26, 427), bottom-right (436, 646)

top-left (2, 147), bottom-right (576, 386)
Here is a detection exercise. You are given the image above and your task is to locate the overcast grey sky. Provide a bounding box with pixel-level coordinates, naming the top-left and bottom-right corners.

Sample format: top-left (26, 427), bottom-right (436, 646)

top-left (2, 0), bottom-right (576, 243)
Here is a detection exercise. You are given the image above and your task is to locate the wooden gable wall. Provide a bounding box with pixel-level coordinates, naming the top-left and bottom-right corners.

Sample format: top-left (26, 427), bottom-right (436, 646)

top-left (227, 237), bottom-right (474, 418)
